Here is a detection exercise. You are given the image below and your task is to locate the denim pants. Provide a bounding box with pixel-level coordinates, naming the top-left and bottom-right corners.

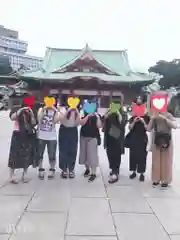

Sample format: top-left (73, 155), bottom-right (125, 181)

top-left (59, 125), bottom-right (78, 172)
top-left (38, 139), bottom-right (57, 166)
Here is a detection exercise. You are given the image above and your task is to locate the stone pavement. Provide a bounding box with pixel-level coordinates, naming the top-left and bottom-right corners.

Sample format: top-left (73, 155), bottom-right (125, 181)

top-left (1, 112), bottom-right (180, 239)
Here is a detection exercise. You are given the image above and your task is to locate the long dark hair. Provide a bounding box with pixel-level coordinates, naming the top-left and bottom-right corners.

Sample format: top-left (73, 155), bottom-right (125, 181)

top-left (66, 108), bottom-right (78, 120)
top-left (18, 109), bottom-right (31, 125)
top-left (133, 95), bottom-right (146, 105)
top-left (107, 112), bottom-right (121, 127)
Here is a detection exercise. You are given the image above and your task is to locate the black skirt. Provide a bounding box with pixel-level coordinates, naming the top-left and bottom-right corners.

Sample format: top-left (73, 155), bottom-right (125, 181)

top-left (8, 131), bottom-right (38, 169)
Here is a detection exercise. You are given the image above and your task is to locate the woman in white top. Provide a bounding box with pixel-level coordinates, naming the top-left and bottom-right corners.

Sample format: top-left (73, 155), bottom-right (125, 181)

top-left (37, 105), bottom-right (60, 179)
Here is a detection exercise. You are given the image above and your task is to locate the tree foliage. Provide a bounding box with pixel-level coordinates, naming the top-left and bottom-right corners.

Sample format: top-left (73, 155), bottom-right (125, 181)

top-left (0, 55), bottom-right (13, 75)
top-left (149, 60), bottom-right (180, 89)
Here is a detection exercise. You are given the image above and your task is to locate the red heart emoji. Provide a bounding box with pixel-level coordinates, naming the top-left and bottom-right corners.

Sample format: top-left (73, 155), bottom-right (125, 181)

top-left (23, 96), bottom-right (35, 108)
top-left (132, 103), bottom-right (146, 117)
top-left (150, 95), bottom-right (168, 112)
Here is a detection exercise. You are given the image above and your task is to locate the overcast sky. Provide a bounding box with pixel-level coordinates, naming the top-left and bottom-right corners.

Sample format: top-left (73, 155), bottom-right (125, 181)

top-left (0, 0), bottom-right (180, 72)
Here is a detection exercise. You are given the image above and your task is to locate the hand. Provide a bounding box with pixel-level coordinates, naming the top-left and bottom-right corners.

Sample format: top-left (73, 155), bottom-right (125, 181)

top-left (134, 117), bottom-right (140, 122)
top-left (104, 111), bottom-right (110, 118)
top-left (75, 108), bottom-right (80, 113)
top-left (87, 113), bottom-right (93, 118)
top-left (139, 117), bottom-right (145, 124)
top-left (152, 112), bottom-right (159, 119)
top-left (158, 114), bottom-right (166, 120)
top-left (94, 112), bottom-right (99, 117)
top-left (22, 106), bottom-right (30, 111)
top-left (28, 108), bottom-right (34, 115)
top-left (17, 107), bottom-right (29, 116)
top-left (52, 106), bottom-right (58, 112)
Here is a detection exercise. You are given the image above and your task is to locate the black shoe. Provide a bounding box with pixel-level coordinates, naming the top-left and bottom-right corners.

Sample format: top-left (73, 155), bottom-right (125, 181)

top-left (139, 174), bottom-right (145, 182)
top-left (161, 183), bottom-right (168, 188)
top-left (152, 182), bottom-right (159, 187)
top-left (108, 174), bottom-right (118, 184)
top-left (69, 171), bottom-right (75, 179)
top-left (88, 174), bottom-right (96, 182)
top-left (129, 172), bottom-right (136, 179)
top-left (84, 169), bottom-right (90, 177)
top-left (48, 169), bottom-right (55, 179)
top-left (61, 171), bottom-right (68, 179)
top-left (38, 168), bottom-right (45, 180)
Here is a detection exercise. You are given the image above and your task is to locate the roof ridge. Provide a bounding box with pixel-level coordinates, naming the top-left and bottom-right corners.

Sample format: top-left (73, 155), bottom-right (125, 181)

top-left (46, 45), bottom-right (127, 53)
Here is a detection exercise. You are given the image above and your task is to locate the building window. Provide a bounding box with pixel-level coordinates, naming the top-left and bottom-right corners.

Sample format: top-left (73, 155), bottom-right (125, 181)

top-left (82, 68), bottom-right (90, 72)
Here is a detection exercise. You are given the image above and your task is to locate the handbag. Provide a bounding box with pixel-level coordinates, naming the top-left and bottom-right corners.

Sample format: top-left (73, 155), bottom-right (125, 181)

top-left (108, 125), bottom-right (121, 139)
top-left (154, 123), bottom-right (171, 149)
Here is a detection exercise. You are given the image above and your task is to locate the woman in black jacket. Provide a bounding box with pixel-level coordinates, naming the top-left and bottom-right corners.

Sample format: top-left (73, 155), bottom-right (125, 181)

top-left (127, 96), bottom-right (150, 182)
top-left (103, 109), bottom-right (126, 183)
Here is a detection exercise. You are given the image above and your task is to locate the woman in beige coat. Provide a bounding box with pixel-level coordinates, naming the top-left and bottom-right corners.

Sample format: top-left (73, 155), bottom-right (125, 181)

top-left (147, 112), bottom-right (177, 188)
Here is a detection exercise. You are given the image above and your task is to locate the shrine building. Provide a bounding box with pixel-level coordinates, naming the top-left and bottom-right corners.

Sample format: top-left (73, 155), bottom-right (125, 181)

top-left (17, 44), bottom-right (153, 107)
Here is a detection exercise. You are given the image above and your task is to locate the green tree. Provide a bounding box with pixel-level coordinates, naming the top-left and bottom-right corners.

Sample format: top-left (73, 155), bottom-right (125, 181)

top-left (149, 59), bottom-right (180, 89)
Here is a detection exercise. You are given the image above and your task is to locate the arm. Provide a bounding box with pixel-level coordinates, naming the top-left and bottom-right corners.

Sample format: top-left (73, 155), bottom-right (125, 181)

top-left (10, 111), bottom-right (18, 121)
top-left (31, 113), bottom-right (36, 125)
top-left (165, 116), bottom-right (177, 129)
top-left (103, 109), bottom-right (110, 119)
top-left (157, 113), bottom-right (177, 129)
top-left (56, 111), bottom-right (65, 123)
top-left (122, 111), bottom-right (128, 126)
top-left (79, 115), bottom-right (89, 125)
top-left (28, 108), bottom-right (36, 125)
top-left (37, 108), bottom-right (44, 123)
top-left (51, 106), bottom-right (61, 124)
top-left (139, 116), bottom-right (150, 130)
top-left (9, 107), bottom-right (24, 121)
top-left (54, 111), bottom-right (61, 124)
top-left (128, 117), bottom-right (136, 130)
top-left (75, 110), bottom-right (81, 126)
top-left (116, 111), bottom-right (122, 123)
top-left (147, 118), bottom-right (154, 132)
top-left (96, 114), bottom-right (102, 128)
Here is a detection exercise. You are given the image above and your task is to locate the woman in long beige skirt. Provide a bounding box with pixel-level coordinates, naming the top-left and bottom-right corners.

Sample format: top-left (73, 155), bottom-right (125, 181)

top-left (147, 112), bottom-right (177, 188)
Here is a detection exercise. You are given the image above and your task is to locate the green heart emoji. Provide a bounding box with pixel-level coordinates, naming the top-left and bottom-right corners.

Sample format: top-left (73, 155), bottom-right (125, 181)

top-left (110, 102), bottom-right (121, 113)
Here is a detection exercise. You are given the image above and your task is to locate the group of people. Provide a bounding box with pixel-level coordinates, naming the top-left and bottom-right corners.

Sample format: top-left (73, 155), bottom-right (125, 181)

top-left (8, 94), bottom-right (177, 188)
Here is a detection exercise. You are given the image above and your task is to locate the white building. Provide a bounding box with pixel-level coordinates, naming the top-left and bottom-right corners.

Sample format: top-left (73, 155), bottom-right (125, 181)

top-left (0, 26), bottom-right (43, 70)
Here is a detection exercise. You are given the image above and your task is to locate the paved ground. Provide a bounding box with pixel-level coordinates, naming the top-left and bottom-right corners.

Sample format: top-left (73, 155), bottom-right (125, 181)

top-left (1, 112), bottom-right (180, 239)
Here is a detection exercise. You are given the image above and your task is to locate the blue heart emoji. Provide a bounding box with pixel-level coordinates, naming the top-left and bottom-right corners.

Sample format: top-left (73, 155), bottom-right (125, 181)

top-left (83, 102), bottom-right (97, 114)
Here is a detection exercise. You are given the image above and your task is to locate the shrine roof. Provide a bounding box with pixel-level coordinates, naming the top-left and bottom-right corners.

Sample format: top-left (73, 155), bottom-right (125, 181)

top-left (20, 44), bottom-right (153, 83)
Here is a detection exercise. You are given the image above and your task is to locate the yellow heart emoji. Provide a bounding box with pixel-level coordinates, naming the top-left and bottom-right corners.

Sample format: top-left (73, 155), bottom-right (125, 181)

top-left (44, 96), bottom-right (55, 108)
top-left (67, 97), bottom-right (80, 108)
